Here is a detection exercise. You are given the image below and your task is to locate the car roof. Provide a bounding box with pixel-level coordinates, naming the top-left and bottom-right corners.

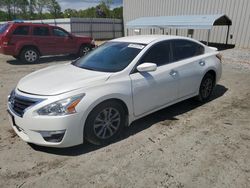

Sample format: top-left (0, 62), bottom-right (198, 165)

top-left (9, 22), bottom-right (50, 27)
top-left (111, 35), bottom-right (195, 45)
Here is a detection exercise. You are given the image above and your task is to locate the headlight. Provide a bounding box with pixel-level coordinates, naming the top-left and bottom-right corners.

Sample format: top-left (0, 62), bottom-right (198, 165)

top-left (8, 89), bottom-right (15, 102)
top-left (37, 94), bottom-right (84, 116)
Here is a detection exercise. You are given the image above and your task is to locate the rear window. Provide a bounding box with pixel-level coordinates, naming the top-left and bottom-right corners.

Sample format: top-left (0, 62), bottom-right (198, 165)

top-left (172, 40), bottom-right (204, 61)
top-left (33, 27), bottom-right (50, 36)
top-left (13, 26), bottom-right (30, 35)
top-left (0, 23), bottom-right (10, 34)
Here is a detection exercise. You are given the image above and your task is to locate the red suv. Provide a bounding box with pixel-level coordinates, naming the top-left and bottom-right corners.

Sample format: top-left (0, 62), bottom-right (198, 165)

top-left (0, 22), bottom-right (95, 63)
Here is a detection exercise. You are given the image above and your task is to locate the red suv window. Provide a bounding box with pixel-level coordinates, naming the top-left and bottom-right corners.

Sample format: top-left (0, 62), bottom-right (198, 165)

top-left (52, 28), bottom-right (69, 37)
top-left (0, 23), bottom-right (10, 34)
top-left (13, 26), bottom-right (30, 35)
top-left (33, 27), bottom-right (50, 36)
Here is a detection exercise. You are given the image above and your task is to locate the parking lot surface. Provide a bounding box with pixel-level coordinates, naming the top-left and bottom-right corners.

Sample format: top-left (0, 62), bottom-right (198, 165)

top-left (0, 49), bottom-right (250, 188)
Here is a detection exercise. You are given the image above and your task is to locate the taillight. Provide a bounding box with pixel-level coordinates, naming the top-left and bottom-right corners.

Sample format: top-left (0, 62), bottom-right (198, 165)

top-left (2, 37), bottom-right (10, 46)
top-left (3, 41), bottom-right (8, 45)
top-left (216, 53), bottom-right (222, 62)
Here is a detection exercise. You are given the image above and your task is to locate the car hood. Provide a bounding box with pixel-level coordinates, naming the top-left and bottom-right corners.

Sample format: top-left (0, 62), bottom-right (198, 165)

top-left (74, 35), bottom-right (91, 41)
top-left (17, 63), bottom-right (111, 96)
top-left (74, 34), bottom-right (89, 38)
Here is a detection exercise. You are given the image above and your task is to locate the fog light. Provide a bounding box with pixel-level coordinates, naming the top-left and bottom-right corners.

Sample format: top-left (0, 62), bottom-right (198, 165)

top-left (38, 130), bottom-right (66, 143)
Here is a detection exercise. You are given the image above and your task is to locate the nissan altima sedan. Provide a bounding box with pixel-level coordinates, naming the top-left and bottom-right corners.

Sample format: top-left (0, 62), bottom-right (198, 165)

top-left (7, 35), bottom-right (222, 147)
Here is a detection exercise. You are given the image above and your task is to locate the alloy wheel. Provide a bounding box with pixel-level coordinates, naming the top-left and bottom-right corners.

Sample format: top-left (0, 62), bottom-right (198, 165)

top-left (24, 50), bottom-right (37, 63)
top-left (93, 107), bottom-right (121, 139)
top-left (82, 46), bottom-right (90, 56)
top-left (201, 77), bottom-right (213, 99)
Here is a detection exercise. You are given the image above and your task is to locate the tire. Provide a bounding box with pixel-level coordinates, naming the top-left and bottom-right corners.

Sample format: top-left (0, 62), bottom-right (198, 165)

top-left (78, 45), bottom-right (91, 57)
top-left (13, 55), bottom-right (20, 60)
top-left (84, 101), bottom-right (126, 145)
top-left (197, 73), bottom-right (215, 102)
top-left (20, 47), bottom-right (40, 63)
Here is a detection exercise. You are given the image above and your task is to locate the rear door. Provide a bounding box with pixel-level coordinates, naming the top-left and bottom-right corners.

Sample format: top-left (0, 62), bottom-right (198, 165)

top-left (9, 25), bottom-right (31, 49)
top-left (32, 26), bottom-right (54, 55)
top-left (170, 39), bottom-right (206, 98)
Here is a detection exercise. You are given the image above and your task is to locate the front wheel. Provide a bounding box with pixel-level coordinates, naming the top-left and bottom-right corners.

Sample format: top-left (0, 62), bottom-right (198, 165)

top-left (20, 48), bottom-right (40, 63)
top-left (84, 101), bottom-right (126, 145)
top-left (78, 45), bottom-right (91, 57)
top-left (197, 73), bottom-right (215, 102)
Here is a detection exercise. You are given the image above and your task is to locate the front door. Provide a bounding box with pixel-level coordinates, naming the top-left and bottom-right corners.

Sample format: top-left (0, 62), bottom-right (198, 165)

top-left (51, 27), bottom-right (76, 54)
top-left (130, 41), bottom-right (179, 117)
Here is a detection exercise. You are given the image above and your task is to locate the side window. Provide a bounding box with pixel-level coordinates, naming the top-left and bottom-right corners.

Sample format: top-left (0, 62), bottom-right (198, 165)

top-left (172, 40), bottom-right (204, 61)
top-left (13, 26), bottom-right (29, 35)
top-left (140, 41), bottom-right (171, 66)
top-left (52, 28), bottom-right (69, 37)
top-left (33, 27), bottom-right (50, 36)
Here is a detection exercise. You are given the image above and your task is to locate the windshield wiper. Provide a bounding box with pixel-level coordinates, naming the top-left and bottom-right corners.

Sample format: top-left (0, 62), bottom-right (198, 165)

top-left (71, 57), bottom-right (80, 64)
top-left (81, 66), bottom-right (97, 71)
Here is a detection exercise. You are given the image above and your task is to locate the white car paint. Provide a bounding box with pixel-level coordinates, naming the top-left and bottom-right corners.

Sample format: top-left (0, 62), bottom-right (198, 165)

top-left (7, 35), bottom-right (222, 147)
top-left (17, 63), bottom-right (111, 96)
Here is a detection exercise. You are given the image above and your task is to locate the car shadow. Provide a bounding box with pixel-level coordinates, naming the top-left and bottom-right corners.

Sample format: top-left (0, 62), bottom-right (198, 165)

top-left (30, 84), bottom-right (228, 156)
top-left (6, 55), bottom-right (77, 65)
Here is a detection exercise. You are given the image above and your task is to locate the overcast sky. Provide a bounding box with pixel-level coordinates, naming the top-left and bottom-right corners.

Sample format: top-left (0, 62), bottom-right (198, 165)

top-left (57, 0), bottom-right (123, 11)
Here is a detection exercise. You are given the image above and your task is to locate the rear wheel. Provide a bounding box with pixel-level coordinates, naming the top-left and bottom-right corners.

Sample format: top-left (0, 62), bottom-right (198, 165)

top-left (197, 73), bottom-right (215, 102)
top-left (84, 101), bottom-right (126, 145)
top-left (78, 45), bottom-right (91, 57)
top-left (20, 48), bottom-right (40, 63)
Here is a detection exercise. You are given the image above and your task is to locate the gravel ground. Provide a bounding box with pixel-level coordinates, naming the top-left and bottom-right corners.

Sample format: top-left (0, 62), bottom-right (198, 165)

top-left (0, 48), bottom-right (250, 188)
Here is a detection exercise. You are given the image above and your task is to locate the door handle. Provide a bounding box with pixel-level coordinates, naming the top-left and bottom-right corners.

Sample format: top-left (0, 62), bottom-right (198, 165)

top-left (170, 70), bottom-right (178, 76)
top-left (199, 60), bottom-right (206, 66)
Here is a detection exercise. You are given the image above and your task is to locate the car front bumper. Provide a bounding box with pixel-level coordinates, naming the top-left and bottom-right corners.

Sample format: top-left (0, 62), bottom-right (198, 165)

top-left (7, 102), bottom-right (86, 148)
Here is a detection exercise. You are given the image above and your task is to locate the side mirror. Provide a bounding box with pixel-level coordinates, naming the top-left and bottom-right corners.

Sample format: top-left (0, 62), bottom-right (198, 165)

top-left (137, 63), bottom-right (157, 72)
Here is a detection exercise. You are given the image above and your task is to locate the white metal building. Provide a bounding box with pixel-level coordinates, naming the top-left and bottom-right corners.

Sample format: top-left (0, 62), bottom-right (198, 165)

top-left (123, 0), bottom-right (250, 48)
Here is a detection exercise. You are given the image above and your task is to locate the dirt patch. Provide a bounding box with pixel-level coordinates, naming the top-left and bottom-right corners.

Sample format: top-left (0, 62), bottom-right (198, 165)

top-left (7, 129), bottom-right (17, 138)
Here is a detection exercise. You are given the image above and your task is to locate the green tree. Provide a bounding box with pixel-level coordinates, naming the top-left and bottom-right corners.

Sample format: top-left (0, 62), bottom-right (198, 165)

top-left (47, 0), bottom-right (61, 18)
top-left (0, 0), bottom-right (123, 21)
top-left (101, 0), bottom-right (113, 8)
top-left (0, 0), bottom-right (14, 20)
top-left (78, 7), bottom-right (96, 18)
top-left (18, 0), bottom-right (29, 18)
top-left (35, 0), bottom-right (49, 19)
top-left (112, 7), bottom-right (122, 19)
top-left (96, 2), bottom-right (111, 18)
top-left (0, 10), bottom-right (8, 21)
top-left (64, 8), bottom-right (78, 18)
top-left (29, 0), bottom-right (37, 18)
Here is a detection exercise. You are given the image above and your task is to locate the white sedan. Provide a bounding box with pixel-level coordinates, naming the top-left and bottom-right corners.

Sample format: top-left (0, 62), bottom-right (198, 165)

top-left (7, 35), bottom-right (222, 147)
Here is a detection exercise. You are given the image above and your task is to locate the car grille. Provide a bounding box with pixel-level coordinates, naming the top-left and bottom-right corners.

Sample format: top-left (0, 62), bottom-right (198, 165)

top-left (8, 91), bottom-right (40, 117)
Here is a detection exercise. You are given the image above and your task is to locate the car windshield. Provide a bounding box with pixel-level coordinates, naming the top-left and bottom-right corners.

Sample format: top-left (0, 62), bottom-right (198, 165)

top-left (0, 23), bottom-right (10, 34)
top-left (72, 42), bottom-right (145, 72)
